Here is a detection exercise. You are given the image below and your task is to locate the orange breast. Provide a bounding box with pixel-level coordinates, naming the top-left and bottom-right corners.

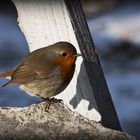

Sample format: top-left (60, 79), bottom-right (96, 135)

top-left (53, 52), bottom-right (76, 83)
top-left (60, 63), bottom-right (75, 83)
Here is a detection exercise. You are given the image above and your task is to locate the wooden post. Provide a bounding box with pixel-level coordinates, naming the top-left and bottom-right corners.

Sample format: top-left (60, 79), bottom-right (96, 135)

top-left (64, 0), bottom-right (122, 131)
top-left (11, 0), bottom-right (121, 130)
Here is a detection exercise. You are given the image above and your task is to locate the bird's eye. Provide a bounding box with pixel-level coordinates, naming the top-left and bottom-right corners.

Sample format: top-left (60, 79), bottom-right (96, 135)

top-left (61, 52), bottom-right (67, 57)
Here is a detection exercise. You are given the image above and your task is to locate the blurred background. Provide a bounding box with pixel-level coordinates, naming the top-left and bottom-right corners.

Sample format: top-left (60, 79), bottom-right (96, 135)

top-left (0, 0), bottom-right (140, 139)
top-left (82, 0), bottom-right (140, 139)
top-left (0, 1), bottom-right (39, 107)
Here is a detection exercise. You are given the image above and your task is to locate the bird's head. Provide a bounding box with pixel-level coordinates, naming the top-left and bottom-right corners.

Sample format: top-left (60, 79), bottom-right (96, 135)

top-left (48, 42), bottom-right (81, 66)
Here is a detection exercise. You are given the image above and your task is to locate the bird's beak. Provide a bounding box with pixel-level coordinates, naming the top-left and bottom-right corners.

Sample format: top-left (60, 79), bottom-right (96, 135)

top-left (74, 53), bottom-right (82, 57)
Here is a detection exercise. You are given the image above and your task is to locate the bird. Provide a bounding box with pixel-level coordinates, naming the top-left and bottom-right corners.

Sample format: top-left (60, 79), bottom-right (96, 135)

top-left (0, 41), bottom-right (81, 110)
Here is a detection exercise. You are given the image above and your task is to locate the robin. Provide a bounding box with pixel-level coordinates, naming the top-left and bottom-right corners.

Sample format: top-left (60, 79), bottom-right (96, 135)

top-left (0, 41), bottom-right (81, 110)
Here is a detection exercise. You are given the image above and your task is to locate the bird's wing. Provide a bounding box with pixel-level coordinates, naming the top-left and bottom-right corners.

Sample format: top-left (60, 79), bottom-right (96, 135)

top-left (2, 60), bottom-right (57, 87)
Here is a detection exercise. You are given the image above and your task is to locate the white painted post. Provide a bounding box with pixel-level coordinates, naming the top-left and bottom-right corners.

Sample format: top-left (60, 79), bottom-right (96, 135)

top-left (12, 0), bottom-right (101, 122)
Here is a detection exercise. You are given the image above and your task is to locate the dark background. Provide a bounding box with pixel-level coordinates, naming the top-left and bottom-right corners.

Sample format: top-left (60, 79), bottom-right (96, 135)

top-left (0, 0), bottom-right (140, 139)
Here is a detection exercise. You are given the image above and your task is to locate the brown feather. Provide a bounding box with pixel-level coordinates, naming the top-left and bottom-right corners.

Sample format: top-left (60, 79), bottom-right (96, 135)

top-left (0, 41), bottom-right (77, 93)
top-left (0, 67), bottom-right (16, 77)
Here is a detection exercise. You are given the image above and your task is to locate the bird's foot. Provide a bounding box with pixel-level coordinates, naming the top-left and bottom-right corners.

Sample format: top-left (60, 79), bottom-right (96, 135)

top-left (44, 97), bottom-right (63, 112)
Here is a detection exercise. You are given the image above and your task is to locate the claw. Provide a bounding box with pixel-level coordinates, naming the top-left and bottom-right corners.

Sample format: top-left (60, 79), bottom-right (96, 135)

top-left (44, 97), bottom-right (63, 112)
top-left (51, 98), bottom-right (63, 103)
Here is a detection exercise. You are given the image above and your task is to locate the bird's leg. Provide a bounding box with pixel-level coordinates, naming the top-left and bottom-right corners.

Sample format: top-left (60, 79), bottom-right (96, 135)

top-left (44, 98), bottom-right (51, 112)
top-left (44, 97), bottom-right (63, 112)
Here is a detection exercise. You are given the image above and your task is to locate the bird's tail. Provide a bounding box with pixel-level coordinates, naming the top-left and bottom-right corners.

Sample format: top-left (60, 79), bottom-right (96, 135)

top-left (0, 67), bottom-right (16, 77)
top-left (0, 67), bottom-right (17, 87)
